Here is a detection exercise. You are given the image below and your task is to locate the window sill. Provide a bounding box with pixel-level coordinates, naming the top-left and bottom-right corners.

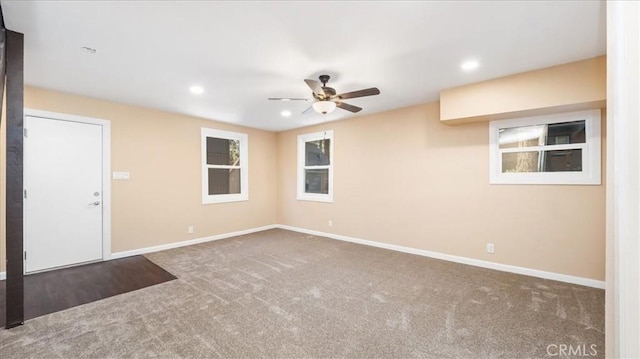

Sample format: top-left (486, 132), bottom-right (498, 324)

top-left (202, 194), bottom-right (248, 204)
top-left (489, 175), bottom-right (601, 185)
top-left (296, 194), bottom-right (333, 203)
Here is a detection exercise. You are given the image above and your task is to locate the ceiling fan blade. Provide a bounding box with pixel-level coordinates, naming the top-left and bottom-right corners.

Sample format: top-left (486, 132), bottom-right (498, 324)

top-left (337, 87), bottom-right (380, 100)
top-left (268, 97), bottom-right (308, 101)
top-left (304, 79), bottom-right (325, 97)
top-left (301, 105), bottom-right (314, 115)
top-left (336, 102), bottom-right (362, 113)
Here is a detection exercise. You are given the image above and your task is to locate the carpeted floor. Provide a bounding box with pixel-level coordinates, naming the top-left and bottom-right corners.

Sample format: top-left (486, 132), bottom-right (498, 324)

top-left (0, 229), bottom-right (604, 358)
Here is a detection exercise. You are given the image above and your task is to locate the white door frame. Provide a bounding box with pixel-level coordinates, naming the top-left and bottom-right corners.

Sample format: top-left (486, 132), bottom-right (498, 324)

top-left (606, 1), bottom-right (640, 358)
top-left (23, 109), bottom-right (112, 264)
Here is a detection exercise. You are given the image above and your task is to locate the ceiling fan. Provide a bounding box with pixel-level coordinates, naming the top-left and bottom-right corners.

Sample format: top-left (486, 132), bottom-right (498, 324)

top-left (268, 74), bottom-right (380, 114)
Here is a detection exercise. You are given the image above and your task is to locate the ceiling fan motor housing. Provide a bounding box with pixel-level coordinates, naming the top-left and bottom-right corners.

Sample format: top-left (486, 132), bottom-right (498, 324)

top-left (313, 87), bottom-right (336, 100)
top-left (312, 75), bottom-right (336, 100)
top-left (319, 74), bottom-right (331, 85)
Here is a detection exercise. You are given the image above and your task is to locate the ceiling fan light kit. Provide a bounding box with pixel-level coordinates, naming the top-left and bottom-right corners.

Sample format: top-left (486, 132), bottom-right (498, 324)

top-left (312, 100), bottom-right (337, 114)
top-left (269, 74), bottom-right (380, 115)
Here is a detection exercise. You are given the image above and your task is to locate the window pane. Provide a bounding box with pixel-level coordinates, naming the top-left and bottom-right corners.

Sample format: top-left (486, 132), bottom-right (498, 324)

top-left (502, 149), bottom-right (582, 173)
top-left (305, 169), bottom-right (329, 194)
top-left (499, 125), bottom-right (546, 149)
top-left (502, 151), bottom-right (540, 173)
top-left (207, 137), bottom-right (240, 166)
top-left (499, 120), bottom-right (586, 149)
top-left (546, 120), bottom-right (585, 145)
top-left (208, 168), bottom-right (241, 195)
top-left (305, 139), bottom-right (330, 166)
top-left (543, 149), bottom-right (583, 172)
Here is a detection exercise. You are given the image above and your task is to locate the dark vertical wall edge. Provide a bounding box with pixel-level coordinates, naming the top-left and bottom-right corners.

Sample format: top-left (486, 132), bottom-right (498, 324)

top-left (0, 3), bottom-right (5, 124)
top-left (0, 27), bottom-right (5, 117)
top-left (0, 1), bottom-right (5, 30)
top-left (5, 29), bottom-right (25, 329)
top-left (0, 1), bottom-right (6, 329)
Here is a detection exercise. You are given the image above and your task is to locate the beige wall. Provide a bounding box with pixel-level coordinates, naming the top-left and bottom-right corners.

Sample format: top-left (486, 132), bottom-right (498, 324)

top-left (277, 103), bottom-right (606, 280)
top-left (0, 86), bottom-right (278, 271)
top-left (440, 56), bottom-right (606, 124)
top-left (1, 58), bottom-right (606, 282)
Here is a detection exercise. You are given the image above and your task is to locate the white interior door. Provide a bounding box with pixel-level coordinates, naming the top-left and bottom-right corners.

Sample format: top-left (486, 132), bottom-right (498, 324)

top-left (24, 115), bottom-right (104, 273)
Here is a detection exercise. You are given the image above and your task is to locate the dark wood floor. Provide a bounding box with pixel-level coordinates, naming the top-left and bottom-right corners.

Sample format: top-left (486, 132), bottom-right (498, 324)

top-left (0, 256), bottom-right (176, 327)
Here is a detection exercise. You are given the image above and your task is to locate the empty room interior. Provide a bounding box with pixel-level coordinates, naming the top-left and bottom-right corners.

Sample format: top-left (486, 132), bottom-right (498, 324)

top-left (1, 1), bottom-right (639, 358)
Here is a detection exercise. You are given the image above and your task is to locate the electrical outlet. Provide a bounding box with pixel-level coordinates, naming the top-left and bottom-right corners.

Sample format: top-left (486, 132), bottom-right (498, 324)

top-left (328, 220), bottom-right (333, 227)
top-left (487, 243), bottom-right (495, 254)
top-left (188, 226), bottom-right (194, 234)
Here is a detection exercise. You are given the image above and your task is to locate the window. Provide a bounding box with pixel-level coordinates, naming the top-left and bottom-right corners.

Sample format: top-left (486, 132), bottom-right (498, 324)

top-left (201, 128), bottom-right (248, 203)
top-left (489, 110), bottom-right (601, 185)
top-left (297, 130), bottom-right (334, 202)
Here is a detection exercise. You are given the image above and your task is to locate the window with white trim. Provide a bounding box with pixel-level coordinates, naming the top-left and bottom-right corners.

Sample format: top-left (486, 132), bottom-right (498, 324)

top-left (201, 128), bottom-right (248, 203)
top-left (297, 130), bottom-right (334, 202)
top-left (489, 109), bottom-right (601, 185)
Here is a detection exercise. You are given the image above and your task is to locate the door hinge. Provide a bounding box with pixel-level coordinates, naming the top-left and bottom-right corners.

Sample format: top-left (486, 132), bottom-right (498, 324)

top-left (23, 128), bottom-right (27, 138)
top-left (24, 251), bottom-right (27, 260)
top-left (24, 189), bottom-right (27, 199)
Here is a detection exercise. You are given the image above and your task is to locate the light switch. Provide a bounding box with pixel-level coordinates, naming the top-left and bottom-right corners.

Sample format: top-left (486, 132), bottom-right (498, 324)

top-left (112, 171), bottom-right (130, 180)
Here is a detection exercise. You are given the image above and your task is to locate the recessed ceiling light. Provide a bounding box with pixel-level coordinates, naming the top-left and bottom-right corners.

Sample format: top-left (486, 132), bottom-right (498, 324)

top-left (189, 85), bottom-right (204, 95)
top-left (281, 110), bottom-right (292, 117)
top-left (461, 60), bottom-right (479, 72)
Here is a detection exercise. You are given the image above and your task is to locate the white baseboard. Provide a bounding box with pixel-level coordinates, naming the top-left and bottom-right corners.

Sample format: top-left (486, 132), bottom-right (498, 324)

top-left (276, 225), bottom-right (605, 289)
top-left (0, 226), bottom-right (277, 278)
top-left (2, 224), bottom-right (604, 289)
top-left (111, 224), bottom-right (278, 259)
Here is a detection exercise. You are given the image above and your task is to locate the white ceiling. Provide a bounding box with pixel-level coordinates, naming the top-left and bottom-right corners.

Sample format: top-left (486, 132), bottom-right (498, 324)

top-left (2, 1), bottom-right (606, 131)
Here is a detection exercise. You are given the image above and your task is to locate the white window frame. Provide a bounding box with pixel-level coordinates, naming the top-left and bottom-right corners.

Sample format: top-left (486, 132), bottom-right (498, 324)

top-left (489, 109), bottom-right (601, 185)
top-left (297, 130), bottom-right (334, 202)
top-left (201, 128), bottom-right (249, 204)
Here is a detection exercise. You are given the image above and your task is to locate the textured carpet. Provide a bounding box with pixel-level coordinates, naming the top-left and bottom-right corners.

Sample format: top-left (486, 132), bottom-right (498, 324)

top-left (0, 229), bottom-right (604, 358)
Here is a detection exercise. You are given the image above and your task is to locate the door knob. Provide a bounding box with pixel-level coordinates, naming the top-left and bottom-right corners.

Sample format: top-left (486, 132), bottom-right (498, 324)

top-left (89, 201), bottom-right (101, 206)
